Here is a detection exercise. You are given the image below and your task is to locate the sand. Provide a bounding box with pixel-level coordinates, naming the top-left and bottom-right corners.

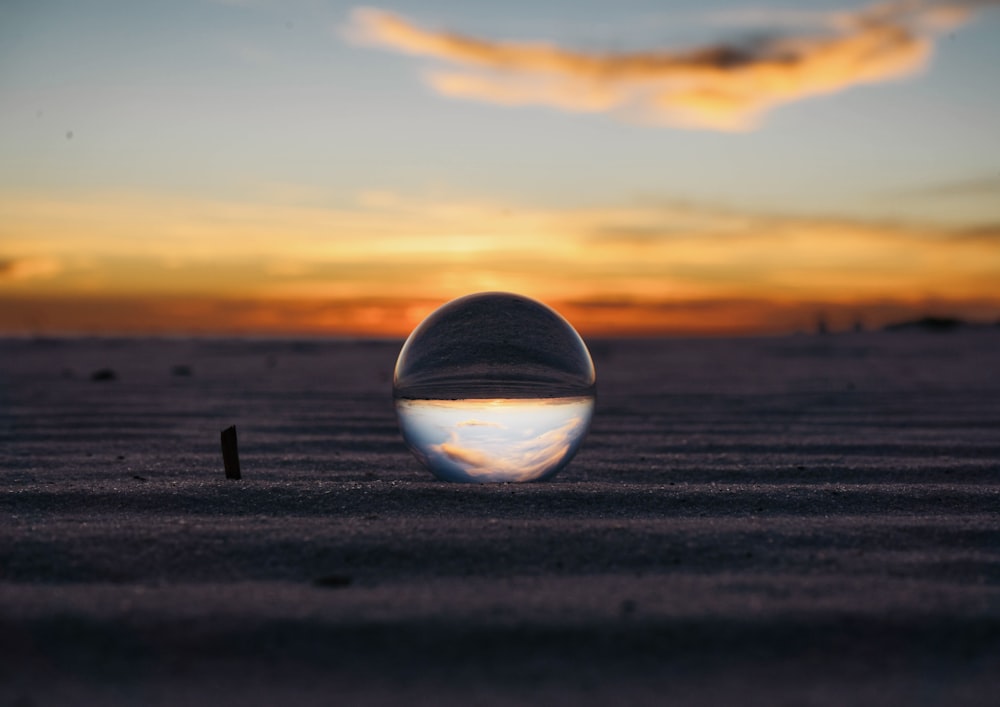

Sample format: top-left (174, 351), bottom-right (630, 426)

top-left (1, 332), bottom-right (999, 705)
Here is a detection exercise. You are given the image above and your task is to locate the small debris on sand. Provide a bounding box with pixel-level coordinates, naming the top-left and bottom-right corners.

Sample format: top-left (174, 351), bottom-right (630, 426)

top-left (313, 574), bottom-right (353, 589)
top-left (221, 425), bottom-right (241, 480)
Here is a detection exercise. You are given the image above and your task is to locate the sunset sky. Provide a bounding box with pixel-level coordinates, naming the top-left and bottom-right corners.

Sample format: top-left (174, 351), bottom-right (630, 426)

top-left (2, 0), bottom-right (999, 336)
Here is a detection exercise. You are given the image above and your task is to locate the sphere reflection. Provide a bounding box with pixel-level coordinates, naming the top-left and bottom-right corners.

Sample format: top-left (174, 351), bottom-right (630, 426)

top-left (394, 292), bottom-right (595, 483)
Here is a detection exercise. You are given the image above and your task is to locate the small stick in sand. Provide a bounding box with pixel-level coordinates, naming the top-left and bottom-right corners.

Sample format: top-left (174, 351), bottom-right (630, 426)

top-left (221, 425), bottom-right (241, 480)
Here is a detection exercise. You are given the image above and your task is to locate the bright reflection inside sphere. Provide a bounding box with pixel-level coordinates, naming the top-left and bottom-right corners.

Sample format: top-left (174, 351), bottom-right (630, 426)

top-left (394, 292), bottom-right (595, 483)
top-left (396, 398), bottom-right (593, 483)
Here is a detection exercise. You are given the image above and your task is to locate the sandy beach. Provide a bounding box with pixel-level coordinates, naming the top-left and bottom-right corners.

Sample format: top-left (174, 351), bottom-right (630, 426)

top-left (1, 332), bottom-right (999, 705)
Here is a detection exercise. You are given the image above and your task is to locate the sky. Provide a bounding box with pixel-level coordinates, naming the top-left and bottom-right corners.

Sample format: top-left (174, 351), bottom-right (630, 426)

top-left (1, 0), bottom-right (999, 336)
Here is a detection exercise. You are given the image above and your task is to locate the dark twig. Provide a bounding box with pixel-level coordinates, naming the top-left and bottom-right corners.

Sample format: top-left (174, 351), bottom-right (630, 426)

top-left (221, 425), bottom-right (241, 480)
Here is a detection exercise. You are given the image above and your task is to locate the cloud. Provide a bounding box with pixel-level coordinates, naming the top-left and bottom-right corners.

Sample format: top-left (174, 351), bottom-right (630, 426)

top-left (954, 223), bottom-right (1000, 241)
top-left (347, 0), bottom-right (996, 130)
top-left (432, 415), bottom-right (582, 481)
top-left (0, 257), bottom-right (62, 281)
top-left (456, 419), bottom-right (506, 428)
top-left (886, 174), bottom-right (1000, 198)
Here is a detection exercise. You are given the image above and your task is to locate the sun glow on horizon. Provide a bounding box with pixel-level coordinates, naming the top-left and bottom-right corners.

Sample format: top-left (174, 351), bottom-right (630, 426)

top-left (1, 187), bottom-right (998, 336)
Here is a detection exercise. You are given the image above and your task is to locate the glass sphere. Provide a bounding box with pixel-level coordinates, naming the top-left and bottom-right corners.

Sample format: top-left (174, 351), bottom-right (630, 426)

top-left (394, 292), bottom-right (596, 483)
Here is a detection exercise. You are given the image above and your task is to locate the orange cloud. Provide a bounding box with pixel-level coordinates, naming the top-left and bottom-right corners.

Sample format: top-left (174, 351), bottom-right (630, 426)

top-left (0, 257), bottom-right (62, 281)
top-left (2, 293), bottom-right (999, 337)
top-left (347, 0), bottom-right (996, 130)
top-left (3, 190), bottom-right (1000, 302)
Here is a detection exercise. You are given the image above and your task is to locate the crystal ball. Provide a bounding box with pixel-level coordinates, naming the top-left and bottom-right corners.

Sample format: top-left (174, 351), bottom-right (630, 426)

top-left (394, 292), bottom-right (596, 483)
